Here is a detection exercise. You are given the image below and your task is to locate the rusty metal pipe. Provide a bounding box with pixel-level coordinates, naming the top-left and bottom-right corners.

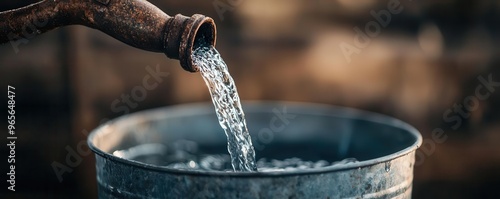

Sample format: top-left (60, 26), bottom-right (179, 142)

top-left (0, 0), bottom-right (216, 72)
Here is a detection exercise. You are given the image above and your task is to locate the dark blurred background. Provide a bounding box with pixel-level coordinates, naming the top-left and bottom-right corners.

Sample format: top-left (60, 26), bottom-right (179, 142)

top-left (1, 0), bottom-right (500, 198)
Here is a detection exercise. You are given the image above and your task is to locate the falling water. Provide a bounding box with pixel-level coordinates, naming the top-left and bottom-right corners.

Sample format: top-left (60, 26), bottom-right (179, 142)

top-left (191, 38), bottom-right (257, 171)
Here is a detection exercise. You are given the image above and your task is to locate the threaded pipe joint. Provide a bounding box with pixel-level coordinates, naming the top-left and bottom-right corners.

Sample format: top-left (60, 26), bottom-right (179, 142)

top-left (164, 14), bottom-right (216, 72)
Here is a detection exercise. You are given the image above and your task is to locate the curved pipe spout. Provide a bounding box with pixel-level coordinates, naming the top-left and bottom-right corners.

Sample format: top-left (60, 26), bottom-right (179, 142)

top-left (0, 0), bottom-right (216, 72)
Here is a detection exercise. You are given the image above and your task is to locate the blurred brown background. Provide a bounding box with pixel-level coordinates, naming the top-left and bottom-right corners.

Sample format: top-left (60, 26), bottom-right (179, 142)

top-left (1, 0), bottom-right (500, 198)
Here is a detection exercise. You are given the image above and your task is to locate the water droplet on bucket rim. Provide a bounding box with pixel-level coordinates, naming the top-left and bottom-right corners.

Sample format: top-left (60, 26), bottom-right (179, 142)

top-left (385, 162), bottom-right (391, 172)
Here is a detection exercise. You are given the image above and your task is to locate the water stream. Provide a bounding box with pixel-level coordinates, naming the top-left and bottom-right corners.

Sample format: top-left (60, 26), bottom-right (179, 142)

top-left (115, 37), bottom-right (359, 172)
top-left (191, 38), bottom-right (258, 171)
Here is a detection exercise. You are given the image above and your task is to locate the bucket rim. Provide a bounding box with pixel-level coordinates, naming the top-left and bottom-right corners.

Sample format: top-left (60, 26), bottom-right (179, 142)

top-left (87, 101), bottom-right (422, 177)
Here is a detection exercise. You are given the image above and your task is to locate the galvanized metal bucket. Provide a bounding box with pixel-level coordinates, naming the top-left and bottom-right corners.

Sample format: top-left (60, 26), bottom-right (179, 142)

top-left (88, 101), bottom-right (422, 198)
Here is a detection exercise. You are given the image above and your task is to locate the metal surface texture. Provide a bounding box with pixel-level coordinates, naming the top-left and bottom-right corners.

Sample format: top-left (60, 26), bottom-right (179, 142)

top-left (0, 0), bottom-right (216, 72)
top-left (88, 102), bottom-right (422, 199)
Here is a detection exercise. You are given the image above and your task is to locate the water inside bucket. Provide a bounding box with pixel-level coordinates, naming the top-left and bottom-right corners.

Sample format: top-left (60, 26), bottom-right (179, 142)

top-left (112, 141), bottom-right (358, 172)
